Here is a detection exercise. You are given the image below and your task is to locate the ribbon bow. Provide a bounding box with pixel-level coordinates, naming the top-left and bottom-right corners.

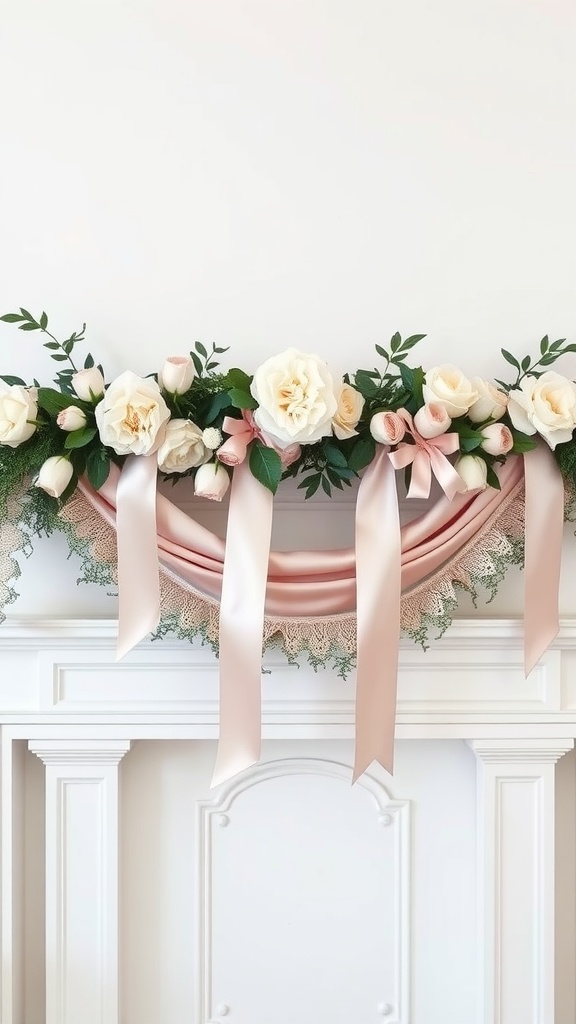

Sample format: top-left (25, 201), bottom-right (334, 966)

top-left (388, 409), bottom-right (464, 501)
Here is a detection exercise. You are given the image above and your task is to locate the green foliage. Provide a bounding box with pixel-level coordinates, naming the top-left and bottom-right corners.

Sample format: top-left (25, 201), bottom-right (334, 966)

top-left (249, 443), bottom-right (283, 494)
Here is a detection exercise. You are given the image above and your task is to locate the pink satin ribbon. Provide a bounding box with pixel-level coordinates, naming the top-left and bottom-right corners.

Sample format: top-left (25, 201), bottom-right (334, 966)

top-left (212, 460), bottom-right (274, 786)
top-left (388, 410), bottom-right (464, 500)
top-left (115, 453), bottom-right (161, 661)
top-left (353, 447), bottom-right (401, 780)
top-left (523, 444), bottom-right (564, 675)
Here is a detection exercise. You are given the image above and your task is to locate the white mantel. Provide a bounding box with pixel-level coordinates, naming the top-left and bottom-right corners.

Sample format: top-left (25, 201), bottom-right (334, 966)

top-left (1, 616), bottom-right (575, 1024)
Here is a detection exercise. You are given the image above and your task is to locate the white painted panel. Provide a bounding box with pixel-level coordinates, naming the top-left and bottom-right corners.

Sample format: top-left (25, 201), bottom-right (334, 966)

top-left (200, 760), bottom-right (409, 1024)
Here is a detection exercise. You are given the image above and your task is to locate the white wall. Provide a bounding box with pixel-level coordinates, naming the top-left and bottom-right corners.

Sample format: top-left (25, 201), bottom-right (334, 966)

top-left (1, 0), bottom-right (576, 615)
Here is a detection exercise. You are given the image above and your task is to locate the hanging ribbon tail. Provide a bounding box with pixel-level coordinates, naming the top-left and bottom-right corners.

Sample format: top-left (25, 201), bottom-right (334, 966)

top-left (116, 453), bottom-right (161, 661)
top-left (523, 445), bottom-right (564, 676)
top-left (353, 448), bottom-right (402, 782)
top-left (429, 446), bottom-right (466, 501)
top-left (212, 460), bottom-right (274, 787)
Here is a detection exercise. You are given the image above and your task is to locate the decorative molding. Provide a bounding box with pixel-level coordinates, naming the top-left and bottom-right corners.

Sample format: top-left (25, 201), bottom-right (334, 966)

top-left (469, 738), bottom-right (574, 763)
top-left (196, 759), bottom-right (411, 1024)
top-left (32, 739), bottom-right (131, 1024)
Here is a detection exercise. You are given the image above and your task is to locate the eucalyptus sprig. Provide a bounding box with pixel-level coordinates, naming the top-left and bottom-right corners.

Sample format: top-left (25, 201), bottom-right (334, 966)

top-left (190, 339), bottom-right (229, 378)
top-left (496, 336), bottom-right (576, 392)
top-left (0, 307), bottom-right (98, 395)
top-left (351, 332), bottom-right (426, 403)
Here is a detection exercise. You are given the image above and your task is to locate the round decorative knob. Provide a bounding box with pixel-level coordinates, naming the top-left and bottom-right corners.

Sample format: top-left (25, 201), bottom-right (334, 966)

top-left (216, 1004), bottom-right (230, 1016)
top-left (378, 813), bottom-right (392, 827)
top-left (377, 1002), bottom-right (393, 1016)
top-left (217, 814), bottom-right (230, 828)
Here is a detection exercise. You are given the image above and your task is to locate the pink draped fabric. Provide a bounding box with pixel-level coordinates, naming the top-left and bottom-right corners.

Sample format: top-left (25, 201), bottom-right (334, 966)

top-left (79, 455), bottom-right (525, 613)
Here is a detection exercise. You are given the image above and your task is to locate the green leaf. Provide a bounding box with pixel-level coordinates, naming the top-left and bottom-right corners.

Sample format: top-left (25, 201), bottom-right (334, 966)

top-left (353, 370), bottom-right (380, 398)
top-left (348, 434), bottom-right (376, 472)
top-left (84, 353), bottom-right (95, 368)
top-left (501, 348), bottom-right (521, 370)
top-left (195, 341), bottom-right (208, 358)
top-left (549, 337), bottom-right (566, 351)
top-left (37, 388), bottom-right (78, 416)
top-left (0, 313), bottom-right (25, 323)
top-left (191, 353), bottom-right (203, 377)
top-left (39, 311), bottom-right (48, 330)
top-left (205, 390), bottom-right (232, 424)
top-left (64, 427), bottom-right (98, 450)
top-left (521, 355), bottom-right (531, 372)
top-left (390, 333), bottom-right (401, 353)
top-left (511, 431), bottom-right (538, 454)
top-left (19, 307), bottom-right (34, 320)
top-left (214, 346), bottom-right (229, 355)
top-left (321, 475), bottom-right (331, 496)
top-left (50, 353), bottom-right (69, 360)
top-left (323, 444), bottom-right (348, 469)
top-left (399, 363), bottom-right (414, 391)
top-left (461, 436), bottom-right (482, 452)
top-left (19, 322), bottom-right (40, 331)
top-left (43, 341), bottom-right (60, 350)
top-left (248, 443), bottom-right (282, 494)
top-left (485, 465), bottom-right (501, 491)
top-left (226, 367), bottom-right (253, 390)
top-left (325, 466), bottom-right (344, 489)
top-left (375, 344), bottom-right (389, 359)
top-left (540, 335), bottom-right (549, 355)
top-left (228, 388), bottom-right (258, 410)
top-left (0, 374), bottom-right (27, 386)
top-left (86, 449), bottom-right (110, 490)
top-left (411, 366), bottom-right (425, 406)
top-left (63, 339), bottom-right (74, 355)
top-left (400, 334), bottom-right (426, 349)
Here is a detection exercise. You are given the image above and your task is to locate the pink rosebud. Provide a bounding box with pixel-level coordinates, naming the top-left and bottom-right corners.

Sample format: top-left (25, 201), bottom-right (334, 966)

top-left (413, 402), bottom-right (452, 439)
top-left (480, 423), bottom-right (514, 456)
top-left (56, 405), bottom-right (87, 432)
top-left (216, 439), bottom-right (246, 467)
top-left (369, 411), bottom-right (406, 446)
top-left (158, 356), bottom-right (195, 395)
top-left (194, 461), bottom-right (230, 501)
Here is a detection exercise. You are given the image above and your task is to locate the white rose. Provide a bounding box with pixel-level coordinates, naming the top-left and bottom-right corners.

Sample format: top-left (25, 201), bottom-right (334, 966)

top-left (158, 356), bottom-right (195, 395)
top-left (194, 461), bottom-right (230, 501)
top-left (423, 364), bottom-right (478, 417)
top-left (480, 423), bottom-right (514, 457)
top-left (72, 367), bottom-right (105, 402)
top-left (157, 419), bottom-right (209, 473)
top-left (56, 405), bottom-right (87, 432)
top-left (94, 370), bottom-right (170, 456)
top-left (455, 454), bottom-right (488, 492)
top-left (0, 385), bottom-right (38, 447)
top-left (507, 371), bottom-right (576, 449)
top-left (35, 456), bottom-right (74, 498)
top-left (250, 348), bottom-right (338, 448)
top-left (332, 382), bottom-right (364, 440)
top-left (413, 402), bottom-right (452, 439)
top-left (468, 378), bottom-right (508, 423)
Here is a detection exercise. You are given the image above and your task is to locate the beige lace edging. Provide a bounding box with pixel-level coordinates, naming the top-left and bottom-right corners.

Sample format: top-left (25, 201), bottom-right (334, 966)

top-left (52, 478), bottom-right (527, 659)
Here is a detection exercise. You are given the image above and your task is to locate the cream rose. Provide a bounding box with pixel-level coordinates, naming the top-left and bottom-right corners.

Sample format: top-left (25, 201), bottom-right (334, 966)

top-left (413, 402), bottom-right (452, 439)
top-left (468, 378), bottom-right (508, 423)
top-left (94, 370), bottom-right (170, 456)
top-left (194, 461), bottom-right (230, 501)
top-left (35, 456), bottom-right (74, 498)
top-left (250, 348), bottom-right (338, 448)
top-left (369, 411), bottom-right (406, 446)
top-left (423, 365), bottom-right (478, 417)
top-left (0, 385), bottom-right (38, 447)
top-left (72, 366), bottom-right (105, 402)
top-left (158, 356), bottom-right (195, 396)
top-left (332, 382), bottom-right (364, 440)
top-left (507, 371), bottom-right (576, 449)
top-left (455, 454), bottom-right (488, 491)
top-left (480, 423), bottom-right (514, 456)
top-left (57, 405), bottom-right (87, 432)
top-left (157, 418), bottom-right (209, 473)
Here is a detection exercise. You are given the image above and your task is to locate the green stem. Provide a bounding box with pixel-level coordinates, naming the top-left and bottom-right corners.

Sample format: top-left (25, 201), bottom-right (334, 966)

top-left (41, 327), bottom-right (79, 373)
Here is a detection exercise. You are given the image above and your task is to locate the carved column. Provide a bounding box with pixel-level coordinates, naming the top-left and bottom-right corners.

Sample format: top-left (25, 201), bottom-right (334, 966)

top-left (470, 738), bottom-right (573, 1024)
top-left (29, 739), bottom-right (131, 1024)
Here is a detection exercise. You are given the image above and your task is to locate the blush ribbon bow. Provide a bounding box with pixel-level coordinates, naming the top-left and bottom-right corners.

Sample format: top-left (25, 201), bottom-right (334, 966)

top-left (387, 409), bottom-right (465, 501)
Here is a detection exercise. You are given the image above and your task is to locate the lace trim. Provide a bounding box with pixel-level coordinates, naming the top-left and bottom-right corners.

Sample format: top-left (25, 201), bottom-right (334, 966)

top-left (49, 481), bottom-right (528, 670)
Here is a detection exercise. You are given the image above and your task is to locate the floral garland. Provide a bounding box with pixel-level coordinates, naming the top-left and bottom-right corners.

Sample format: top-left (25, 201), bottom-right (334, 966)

top-left (1, 307), bottom-right (576, 512)
top-left (2, 307), bottom-right (575, 783)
